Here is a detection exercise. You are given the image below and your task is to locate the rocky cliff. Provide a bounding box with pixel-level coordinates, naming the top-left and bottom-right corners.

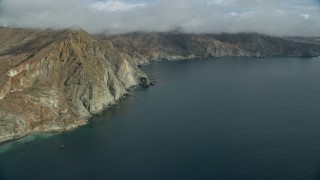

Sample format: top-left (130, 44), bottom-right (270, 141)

top-left (104, 32), bottom-right (320, 61)
top-left (0, 28), bottom-right (148, 143)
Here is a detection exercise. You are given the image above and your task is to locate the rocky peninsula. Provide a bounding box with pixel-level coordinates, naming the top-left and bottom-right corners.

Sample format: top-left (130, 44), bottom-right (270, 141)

top-left (1, 27), bottom-right (320, 144)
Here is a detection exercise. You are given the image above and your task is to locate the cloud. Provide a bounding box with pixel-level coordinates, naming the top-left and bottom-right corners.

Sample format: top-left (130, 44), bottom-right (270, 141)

top-left (206, 0), bottom-right (236, 6)
top-left (89, 1), bottom-right (145, 11)
top-left (0, 0), bottom-right (319, 36)
top-left (300, 13), bottom-right (310, 19)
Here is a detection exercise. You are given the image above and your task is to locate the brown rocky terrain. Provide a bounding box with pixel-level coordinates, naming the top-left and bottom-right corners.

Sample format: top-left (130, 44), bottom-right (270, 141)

top-left (1, 27), bottom-right (320, 144)
top-left (0, 28), bottom-right (148, 143)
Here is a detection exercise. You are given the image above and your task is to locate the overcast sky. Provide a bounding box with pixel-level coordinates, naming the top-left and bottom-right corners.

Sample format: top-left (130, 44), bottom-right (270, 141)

top-left (0, 0), bottom-right (319, 36)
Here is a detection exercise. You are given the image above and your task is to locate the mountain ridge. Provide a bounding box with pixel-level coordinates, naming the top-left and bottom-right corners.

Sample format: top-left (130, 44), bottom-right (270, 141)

top-left (102, 32), bottom-right (320, 62)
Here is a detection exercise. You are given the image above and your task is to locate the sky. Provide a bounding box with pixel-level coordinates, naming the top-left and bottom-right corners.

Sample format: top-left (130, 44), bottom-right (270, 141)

top-left (0, 0), bottom-right (319, 36)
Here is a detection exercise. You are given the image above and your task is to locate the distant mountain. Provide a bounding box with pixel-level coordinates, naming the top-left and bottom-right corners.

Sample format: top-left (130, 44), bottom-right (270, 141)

top-left (103, 32), bottom-right (320, 62)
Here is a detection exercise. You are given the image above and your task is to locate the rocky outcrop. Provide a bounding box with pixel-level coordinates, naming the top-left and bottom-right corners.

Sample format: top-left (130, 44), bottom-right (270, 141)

top-left (0, 28), bottom-right (148, 143)
top-left (104, 32), bottom-right (320, 61)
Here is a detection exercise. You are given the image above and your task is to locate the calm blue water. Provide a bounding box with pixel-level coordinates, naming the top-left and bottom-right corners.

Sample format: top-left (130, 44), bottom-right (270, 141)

top-left (2, 58), bottom-right (320, 180)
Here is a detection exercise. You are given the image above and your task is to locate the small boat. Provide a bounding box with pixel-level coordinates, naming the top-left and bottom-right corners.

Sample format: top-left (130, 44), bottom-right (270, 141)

top-left (59, 145), bottom-right (65, 149)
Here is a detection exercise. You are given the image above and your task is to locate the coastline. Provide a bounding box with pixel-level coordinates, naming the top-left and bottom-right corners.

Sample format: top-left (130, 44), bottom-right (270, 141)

top-left (0, 28), bottom-right (320, 148)
top-left (0, 85), bottom-right (143, 147)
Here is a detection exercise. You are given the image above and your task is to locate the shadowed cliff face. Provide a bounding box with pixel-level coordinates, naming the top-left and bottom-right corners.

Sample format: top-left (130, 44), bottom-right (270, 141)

top-left (0, 28), bottom-right (147, 143)
top-left (105, 32), bottom-right (320, 61)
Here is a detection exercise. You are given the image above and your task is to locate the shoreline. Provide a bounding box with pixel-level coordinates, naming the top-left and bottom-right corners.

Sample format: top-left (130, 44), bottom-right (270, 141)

top-left (0, 85), bottom-right (144, 147)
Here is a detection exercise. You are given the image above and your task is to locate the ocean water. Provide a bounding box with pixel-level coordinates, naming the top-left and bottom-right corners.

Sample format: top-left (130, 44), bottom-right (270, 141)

top-left (1, 58), bottom-right (320, 180)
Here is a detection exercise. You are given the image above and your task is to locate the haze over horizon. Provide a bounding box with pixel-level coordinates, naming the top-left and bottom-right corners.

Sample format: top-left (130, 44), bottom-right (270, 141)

top-left (0, 0), bottom-right (319, 36)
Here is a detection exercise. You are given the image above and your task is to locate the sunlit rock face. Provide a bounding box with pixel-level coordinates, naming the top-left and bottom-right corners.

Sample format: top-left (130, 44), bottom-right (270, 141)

top-left (0, 28), bottom-right (147, 143)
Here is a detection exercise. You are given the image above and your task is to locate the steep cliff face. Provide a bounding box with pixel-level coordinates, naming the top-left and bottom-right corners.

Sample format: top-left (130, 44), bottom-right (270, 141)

top-left (105, 32), bottom-right (320, 61)
top-left (0, 28), bottom-right (147, 143)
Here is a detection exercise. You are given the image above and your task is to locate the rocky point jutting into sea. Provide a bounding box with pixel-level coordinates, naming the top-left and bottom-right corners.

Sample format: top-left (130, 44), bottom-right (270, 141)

top-left (0, 27), bottom-right (320, 144)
